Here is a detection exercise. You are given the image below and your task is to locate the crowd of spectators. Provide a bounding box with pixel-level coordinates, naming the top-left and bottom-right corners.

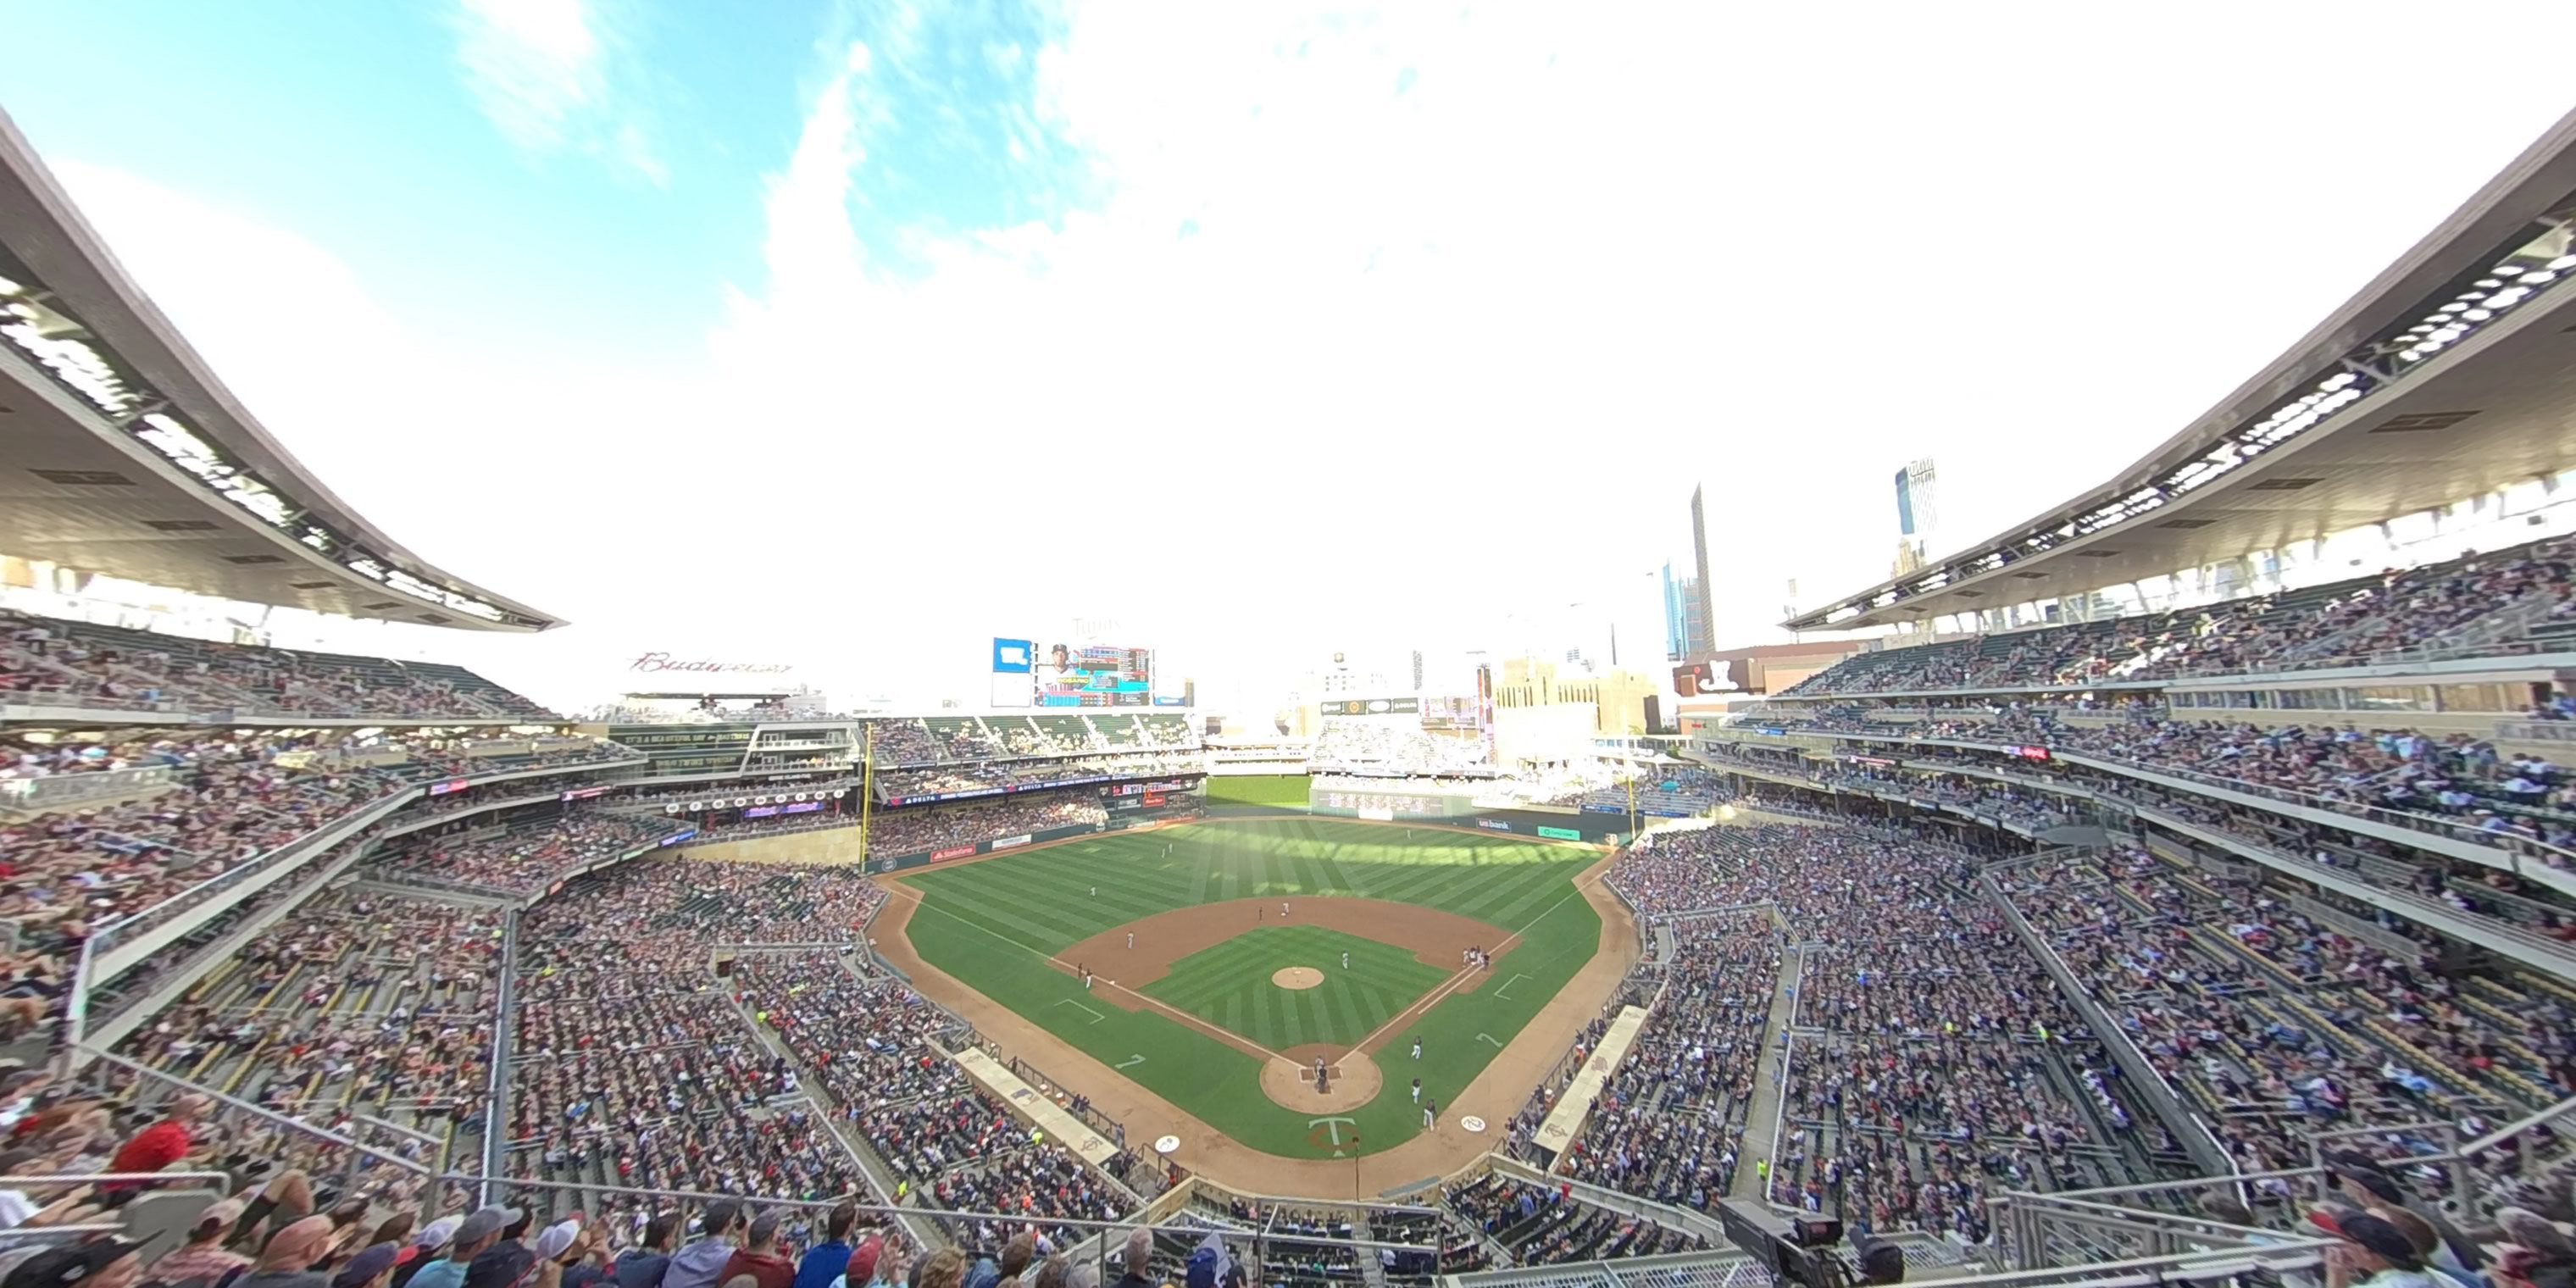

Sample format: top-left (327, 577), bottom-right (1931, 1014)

top-left (3, 607), bottom-right (557, 719)
top-left (503, 861), bottom-right (890, 1232)
top-left (1785, 533), bottom-right (2576, 697)
top-left (860, 797), bottom-right (1111, 857)
top-left (118, 886), bottom-right (502, 1132)
top-left (1309, 719), bottom-right (1489, 774)
top-left (1446, 1176), bottom-right (1704, 1264)
top-left (2000, 847), bottom-right (2576, 1186)
top-left (1606, 824), bottom-right (2175, 1237)
top-left (377, 813), bottom-right (687, 896)
top-left (873, 752), bottom-right (1202, 802)
top-left (1555, 912), bottom-right (1774, 1207)
top-left (1745, 707), bottom-right (2576, 859)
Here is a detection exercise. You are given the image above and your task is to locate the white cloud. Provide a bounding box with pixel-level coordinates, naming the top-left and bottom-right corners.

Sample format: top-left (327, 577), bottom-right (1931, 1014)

top-left (451, 0), bottom-right (666, 185)
top-left (40, 2), bottom-right (2576, 714)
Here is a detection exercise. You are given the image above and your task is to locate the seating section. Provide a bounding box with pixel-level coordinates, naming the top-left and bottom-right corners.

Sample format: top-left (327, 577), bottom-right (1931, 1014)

top-left (1607, 824), bottom-right (2190, 1235)
top-left (376, 812), bottom-right (688, 895)
top-left (1, 608), bottom-right (554, 719)
top-left (2000, 847), bottom-right (2576, 1180)
top-left (1785, 532), bottom-right (2576, 696)
top-left (500, 860), bottom-right (892, 1227)
top-left (1312, 718), bottom-right (1489, 774)
top-left (1557, 912), bottom-right (1773, 1206)
top-left (1446, 1176), bottom-right (1705, 1265)
top-left (115, 886), bottom-right (502, 1168)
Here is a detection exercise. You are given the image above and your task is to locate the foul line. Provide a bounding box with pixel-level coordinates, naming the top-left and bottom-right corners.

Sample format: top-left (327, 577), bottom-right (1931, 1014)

top-left (900, 891), bottom-right (1296, 1068)
top-left (1336, 858), bottom-right (1612, 1071)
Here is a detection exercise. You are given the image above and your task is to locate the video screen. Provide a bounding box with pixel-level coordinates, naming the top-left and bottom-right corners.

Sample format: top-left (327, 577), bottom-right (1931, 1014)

top-left (1035, 643), bottom-right (1153, 708)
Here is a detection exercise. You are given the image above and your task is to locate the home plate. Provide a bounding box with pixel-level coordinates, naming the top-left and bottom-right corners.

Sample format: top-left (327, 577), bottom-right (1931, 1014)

top-left (1461, 1116), bottom-right (1487, 1134)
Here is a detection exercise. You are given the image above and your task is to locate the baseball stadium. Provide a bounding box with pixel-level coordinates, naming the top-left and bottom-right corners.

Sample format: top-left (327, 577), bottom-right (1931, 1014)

top-left (5, 53), bottom-right (2576, 1288)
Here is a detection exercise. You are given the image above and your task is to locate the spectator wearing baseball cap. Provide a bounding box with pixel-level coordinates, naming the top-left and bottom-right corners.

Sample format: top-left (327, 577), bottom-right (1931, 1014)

top-left (1, 1236), bottom-right (147, 1288)
top-left (2318, 1210), bottom-right (2440, 1288)
top-left (2330, 1163), bottom-right (2484, 1284)
top-left (718, 1213), bottom-right (794, 1288)
top-left (462, 1208), bottom-right (536, 1288)
top-left (392, 1217), bottom-right (465, 1288)
top-left (412, 1207), bottom-right (518, 1288)
top-left (791, 1204), bottom-right (858, 1288)
top-left (335, 1246), bottom-right (402, 1288)
top-left (661, 1201), bottom-right (745, 1288)
top-left (149, 1196), bottom-right (253, 1285)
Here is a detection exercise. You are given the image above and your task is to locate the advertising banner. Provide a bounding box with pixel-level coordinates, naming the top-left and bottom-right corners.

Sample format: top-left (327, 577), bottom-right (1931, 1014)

top-left (931, 845), bottom-right (977, 862)
top-left (425, 778), bottom-right (471, 797)
top-left (1477, 819), bottom-right (1513, 832)
top-left (1317, 697), bottom-right (1421, 716)
top-left (990, 834), bottom-right (1034, 851)
top-left (1536, 825), bottom-right (1583, 841)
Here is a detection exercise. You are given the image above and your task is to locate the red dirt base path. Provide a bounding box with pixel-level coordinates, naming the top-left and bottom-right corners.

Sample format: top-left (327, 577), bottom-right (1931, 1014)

top-left (868, 817), bottom-right (1639, 1197)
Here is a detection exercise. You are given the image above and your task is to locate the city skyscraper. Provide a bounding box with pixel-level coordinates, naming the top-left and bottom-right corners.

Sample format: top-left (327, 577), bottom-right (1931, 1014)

top-left (1684, 486), bottom-right (1718, 656)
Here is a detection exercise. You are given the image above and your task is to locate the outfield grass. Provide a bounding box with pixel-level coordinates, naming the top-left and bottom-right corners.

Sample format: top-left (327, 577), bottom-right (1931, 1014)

top-left (1202, 774), bottom-right (1311, 808)
top-left (1143, 925), bottom-right (1448, 1050)
top-left (897, 819), bottom-right (1603, 1158)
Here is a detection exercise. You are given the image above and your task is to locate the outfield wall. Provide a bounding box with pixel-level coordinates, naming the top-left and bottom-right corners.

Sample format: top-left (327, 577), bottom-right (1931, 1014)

top-left (1202, 774), bottom-right (1310, 808)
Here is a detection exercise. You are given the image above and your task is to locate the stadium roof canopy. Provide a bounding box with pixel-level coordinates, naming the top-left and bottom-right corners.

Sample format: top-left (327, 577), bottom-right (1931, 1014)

top-left (0, 109), bottom-right (559, 632)
top-left (1787, 107), bottom-right (2576, 633)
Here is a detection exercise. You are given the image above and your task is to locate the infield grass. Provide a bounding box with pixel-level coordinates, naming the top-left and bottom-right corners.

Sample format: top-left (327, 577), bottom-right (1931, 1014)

top-left (1143, 924), bottom-right (1448, 1049)
top-left (894, 818), bottom-right (1603, 1157)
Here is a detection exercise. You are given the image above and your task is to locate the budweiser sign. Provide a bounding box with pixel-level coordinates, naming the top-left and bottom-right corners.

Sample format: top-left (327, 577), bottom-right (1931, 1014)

top-left (629, 652), bottom-right (794, 675)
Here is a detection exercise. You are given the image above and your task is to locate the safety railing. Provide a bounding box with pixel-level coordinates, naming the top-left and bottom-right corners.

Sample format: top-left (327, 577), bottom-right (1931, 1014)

top-left (0, 765), bottom-right (176, 812)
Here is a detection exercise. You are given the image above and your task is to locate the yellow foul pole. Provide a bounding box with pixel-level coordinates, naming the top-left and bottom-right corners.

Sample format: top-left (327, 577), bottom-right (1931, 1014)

top-left (860, 724), bottom-right (875, 859)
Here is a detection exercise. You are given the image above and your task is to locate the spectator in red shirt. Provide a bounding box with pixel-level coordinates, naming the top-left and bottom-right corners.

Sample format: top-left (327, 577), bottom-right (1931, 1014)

top-left (716, 1214), bottom-right (796, 1288)
top-left (98, 1093), bottom-right (208, 1202)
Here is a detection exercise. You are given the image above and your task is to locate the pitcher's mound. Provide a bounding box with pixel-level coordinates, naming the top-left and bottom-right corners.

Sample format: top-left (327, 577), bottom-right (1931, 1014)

top-left (1272, 966), bottom-right (1324, 990)
top-left (1262, 1045), bottom-right (1383, 1112)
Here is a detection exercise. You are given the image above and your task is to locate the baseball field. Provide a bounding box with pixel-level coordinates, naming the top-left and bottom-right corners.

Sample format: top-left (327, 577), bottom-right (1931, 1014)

top-left (878, 818), bottom-right (1610, 1159)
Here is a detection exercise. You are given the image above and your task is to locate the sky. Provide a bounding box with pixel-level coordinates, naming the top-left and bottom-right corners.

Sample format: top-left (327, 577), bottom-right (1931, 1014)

top-left (7, 1), bottom-right (2575, 715)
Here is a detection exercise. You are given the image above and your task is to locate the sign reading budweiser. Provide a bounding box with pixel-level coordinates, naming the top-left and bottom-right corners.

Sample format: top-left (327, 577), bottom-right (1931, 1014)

top-left (930, 845), bottom-right (976, 862)
top-left (629, 652), bottom-right (795, 675)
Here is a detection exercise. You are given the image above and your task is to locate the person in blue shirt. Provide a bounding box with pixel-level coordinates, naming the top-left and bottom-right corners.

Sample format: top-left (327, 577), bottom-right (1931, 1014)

top-left (791, 1205), bottom-right (858, 1288)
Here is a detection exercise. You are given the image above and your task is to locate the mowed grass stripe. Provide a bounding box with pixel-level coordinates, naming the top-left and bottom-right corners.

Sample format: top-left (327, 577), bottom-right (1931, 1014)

top-left (1139, 925), bottom-right (1449, 1049)
top-left (896, 818), bottom-right (1603, 1157)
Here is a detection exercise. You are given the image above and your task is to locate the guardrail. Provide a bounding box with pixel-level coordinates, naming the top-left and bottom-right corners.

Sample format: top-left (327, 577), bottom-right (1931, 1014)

top-left (0, 764), bottom-right (174, 811)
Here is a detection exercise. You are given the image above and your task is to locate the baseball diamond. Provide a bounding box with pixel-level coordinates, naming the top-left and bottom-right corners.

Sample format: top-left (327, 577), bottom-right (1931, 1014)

top-left (874, 817), bottom-right (1629, 1164)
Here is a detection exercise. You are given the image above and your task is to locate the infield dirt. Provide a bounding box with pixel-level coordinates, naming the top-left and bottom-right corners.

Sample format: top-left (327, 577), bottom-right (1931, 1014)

top-left (869, 818), bottom-right (1637, 1197)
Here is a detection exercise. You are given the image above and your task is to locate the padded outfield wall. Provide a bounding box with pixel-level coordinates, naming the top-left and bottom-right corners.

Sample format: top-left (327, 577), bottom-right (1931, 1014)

top-left (1208, 773), bottom-right (1641, 844)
